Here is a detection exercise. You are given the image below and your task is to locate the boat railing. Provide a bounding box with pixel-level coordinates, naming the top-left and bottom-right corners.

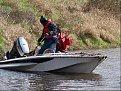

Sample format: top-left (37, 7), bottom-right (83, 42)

top-left (44, 52), bottom-right (105, 57)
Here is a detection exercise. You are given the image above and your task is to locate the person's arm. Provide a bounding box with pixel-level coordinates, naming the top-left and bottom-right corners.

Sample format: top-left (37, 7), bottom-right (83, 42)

top-left (38, 32), bottom-right (44, 43)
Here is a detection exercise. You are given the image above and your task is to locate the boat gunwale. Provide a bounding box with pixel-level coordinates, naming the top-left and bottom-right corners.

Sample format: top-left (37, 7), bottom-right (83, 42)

top-left (0, 54), bottom-right (107, 64)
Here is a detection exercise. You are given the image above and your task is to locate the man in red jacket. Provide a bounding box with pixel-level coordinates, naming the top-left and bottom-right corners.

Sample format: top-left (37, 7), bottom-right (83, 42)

top-left (37, 16), bottom-right (59, 55)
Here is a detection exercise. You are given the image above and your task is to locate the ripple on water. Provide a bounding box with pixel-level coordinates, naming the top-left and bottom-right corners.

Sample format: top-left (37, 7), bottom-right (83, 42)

top-left (0, 48), bottom-right (120, 91)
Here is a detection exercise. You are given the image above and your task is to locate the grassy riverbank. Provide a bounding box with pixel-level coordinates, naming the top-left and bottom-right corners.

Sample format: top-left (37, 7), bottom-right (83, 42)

top-left (0, 0), bottom-right (120, 55)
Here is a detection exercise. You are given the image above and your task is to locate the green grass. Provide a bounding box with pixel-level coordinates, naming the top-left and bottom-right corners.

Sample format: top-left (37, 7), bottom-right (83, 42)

top-left (48, 0), bottom-right (88, 5)
top-left (0, 29), bottom-right (5, 52)
top-left (19, 0), bottom-right (40, 17)
top-left (90, 37), bottom-right (111, 48)
top-left (1, 5), bottom-right (13, 13)
top-left (0, 29), bottom-right (4, 46)
top-left (79, 32), bottom-right (112, 49)
top-left (0, 0), bottom-right (5, 4)
top-left (0, 0), bottom-right (120, 52)
top-left (116, 36), bottom-right (121, 45)
top-left (19, 0), bottom-right (34, 13)
top-left (0, 0), bottom-right (13, 13)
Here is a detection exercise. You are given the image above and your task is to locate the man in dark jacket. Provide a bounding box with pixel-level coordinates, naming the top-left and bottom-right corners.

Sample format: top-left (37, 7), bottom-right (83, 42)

top-left (37, 16), bottom-right (58, 55)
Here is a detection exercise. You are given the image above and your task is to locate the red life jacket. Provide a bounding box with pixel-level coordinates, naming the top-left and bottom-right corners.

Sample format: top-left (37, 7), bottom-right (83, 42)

top-left (57, 33), bottom-right (72, 52)
top-left (43, 19), bottom-right (57, 38)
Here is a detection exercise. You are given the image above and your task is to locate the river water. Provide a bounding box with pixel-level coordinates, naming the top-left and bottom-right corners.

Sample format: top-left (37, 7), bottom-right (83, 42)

top-left (0, 48), bottom-right (120, 91)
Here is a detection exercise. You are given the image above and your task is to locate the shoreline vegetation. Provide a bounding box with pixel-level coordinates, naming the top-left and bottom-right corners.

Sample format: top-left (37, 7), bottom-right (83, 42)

top-left (0, 0), bottom-right (120, 55)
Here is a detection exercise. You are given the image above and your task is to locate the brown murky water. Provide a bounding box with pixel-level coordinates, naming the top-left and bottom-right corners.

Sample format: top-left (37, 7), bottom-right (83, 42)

top-left (0, 48), bottom-right (120, 91)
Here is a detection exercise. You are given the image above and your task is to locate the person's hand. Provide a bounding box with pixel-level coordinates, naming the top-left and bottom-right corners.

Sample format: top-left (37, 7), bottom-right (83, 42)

top-left (45, 33), bottom-right (49, 36)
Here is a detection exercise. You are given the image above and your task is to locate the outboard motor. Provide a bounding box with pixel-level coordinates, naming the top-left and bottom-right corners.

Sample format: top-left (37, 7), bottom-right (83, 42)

top-left (6, 37), bottom-right (30, 59)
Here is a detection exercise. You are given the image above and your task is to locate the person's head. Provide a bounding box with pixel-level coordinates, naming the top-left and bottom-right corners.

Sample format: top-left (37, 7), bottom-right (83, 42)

top-left (40, 16), bottom-right (47, 26)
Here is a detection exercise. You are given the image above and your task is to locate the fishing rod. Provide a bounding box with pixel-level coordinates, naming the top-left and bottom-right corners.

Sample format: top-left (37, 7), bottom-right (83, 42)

top-left (28, 38), bottom-right (44, 56)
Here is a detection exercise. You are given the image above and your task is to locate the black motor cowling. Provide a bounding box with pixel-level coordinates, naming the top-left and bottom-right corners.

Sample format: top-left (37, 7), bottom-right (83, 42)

top-left (6, 37), bottom-right (30, 59)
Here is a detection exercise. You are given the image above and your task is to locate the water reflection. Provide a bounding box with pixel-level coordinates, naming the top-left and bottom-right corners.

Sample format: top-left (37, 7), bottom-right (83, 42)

top-left (0, 69), bottom-right (102, 91)
top-left (32, 72), bottom-right (102, 90)
top-left (0, 48), bottom-right (120, 91)
top-left (0, 64), bottom-right (102, 90)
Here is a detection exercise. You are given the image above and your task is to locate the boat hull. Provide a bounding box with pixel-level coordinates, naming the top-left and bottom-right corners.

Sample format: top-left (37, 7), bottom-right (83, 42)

top-left (0, 54), bottom-right (106, 73)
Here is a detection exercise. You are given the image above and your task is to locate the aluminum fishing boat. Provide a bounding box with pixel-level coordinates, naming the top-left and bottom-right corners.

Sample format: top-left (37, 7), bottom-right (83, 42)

top-left (0, 37), bottom-right (107, 73)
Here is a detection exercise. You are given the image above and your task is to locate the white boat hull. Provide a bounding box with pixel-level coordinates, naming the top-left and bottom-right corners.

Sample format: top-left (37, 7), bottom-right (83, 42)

top-left (0, 53), bottom-right (107, 73)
